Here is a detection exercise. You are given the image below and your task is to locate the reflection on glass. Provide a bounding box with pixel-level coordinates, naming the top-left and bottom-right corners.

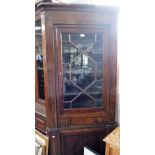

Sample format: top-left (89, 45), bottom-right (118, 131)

top-left (35, 20), bottom-right (45, 100)
top-left (61, 33), bottom-right (104, 109)
top-left (71, 54), bottom-right (95, 89)
top-left (71, 33), bottom-right (95, 51)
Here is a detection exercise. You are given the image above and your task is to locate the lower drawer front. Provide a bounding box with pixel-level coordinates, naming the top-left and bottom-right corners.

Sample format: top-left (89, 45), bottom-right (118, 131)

top-left (35, 117), bottom-right (46, 133)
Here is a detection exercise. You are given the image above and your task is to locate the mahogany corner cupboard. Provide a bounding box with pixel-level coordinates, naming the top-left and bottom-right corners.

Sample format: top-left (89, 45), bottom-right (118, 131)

top-left (35, 3), bottom-right (119, 155)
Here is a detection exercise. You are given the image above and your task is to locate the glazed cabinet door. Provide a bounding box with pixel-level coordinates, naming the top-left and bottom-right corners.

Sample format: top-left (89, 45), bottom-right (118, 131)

top-left (35, 19), bottom-right (45, 104)
top-left (55, 25), bottom-right (113, 128)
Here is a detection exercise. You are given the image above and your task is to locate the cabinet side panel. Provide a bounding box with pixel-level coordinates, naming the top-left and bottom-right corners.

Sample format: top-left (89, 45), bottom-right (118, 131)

top-left (109, 21), bottom-right (118, 122)
top-left (42, 11), bottom-right (58, 128)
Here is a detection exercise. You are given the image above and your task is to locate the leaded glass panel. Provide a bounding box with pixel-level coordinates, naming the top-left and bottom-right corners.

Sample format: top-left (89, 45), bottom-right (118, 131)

top-left (61, 32), bottom-right (104, 109)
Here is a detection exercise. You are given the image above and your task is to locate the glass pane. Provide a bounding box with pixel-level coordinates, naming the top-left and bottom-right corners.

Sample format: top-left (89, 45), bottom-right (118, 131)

top-left (96, 33), bottom-right (103, 41)
top-left (86, 51), bottom-right (103, 62)
top-left (71, 54), bottom-right (95, 89)
top-left (63, 64), bottom-right (70, 81)
top-left (86, 80), bottom-right (103, 108)
top-left (92, 38), bottom-right (103, 51)
top-left (96, 63), bottom-right (103, 80)
top-left (96, 100), bottom-right (102, 107)
top-left (62, 33), bottom-right (69, 42)
top-left (64, 82), bottom-right (81, 101)
top-left (37, 69), bottom-right (45, 99)
top-left (62, 42), bottom-right (80, 63)
top-left (64, 102), bottom-right (72, 109)
top-left (35, 20), bottom-right (45, 100)
top-left (61, 32), bottom-right (104, 109)
top-left (86, 80), bottom-right (103, 100)
top-left (71, 33), bottom-right (95, 51)
top-left (72, 93), bottom-right (95, 108)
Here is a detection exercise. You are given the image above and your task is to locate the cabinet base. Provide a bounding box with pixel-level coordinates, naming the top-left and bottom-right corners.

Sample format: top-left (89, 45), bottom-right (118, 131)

top-left (47, 123), bottom-right (117, 155)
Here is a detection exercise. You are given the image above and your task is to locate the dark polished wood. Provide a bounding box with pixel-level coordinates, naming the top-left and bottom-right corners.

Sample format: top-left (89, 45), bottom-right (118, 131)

top-left (35, 112), bottom-right (46, 134)
top-left (36, 3), bottom-right (118, 13)
top-left (35, 3), bottom-right (119, 155)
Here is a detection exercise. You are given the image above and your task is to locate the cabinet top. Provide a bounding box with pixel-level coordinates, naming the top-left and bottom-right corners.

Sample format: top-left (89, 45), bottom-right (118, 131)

top-left (35, 2), bottom-right (119, 13)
